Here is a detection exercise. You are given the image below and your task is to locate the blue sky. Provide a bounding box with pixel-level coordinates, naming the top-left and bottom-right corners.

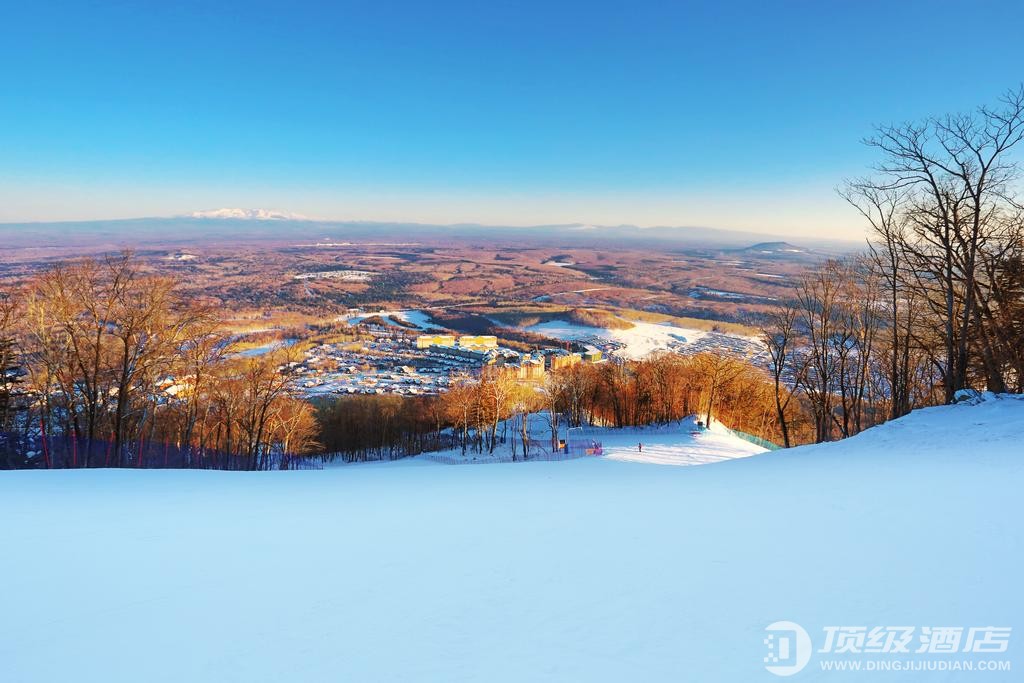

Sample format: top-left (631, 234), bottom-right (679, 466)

top-left (1, 1), bottom-right (1021, 237)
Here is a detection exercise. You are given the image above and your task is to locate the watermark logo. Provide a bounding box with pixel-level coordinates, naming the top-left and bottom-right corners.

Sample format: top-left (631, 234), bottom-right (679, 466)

top-left (764, 621), bottom-right (812, 676)
top-left (763, 623), bottom-right (1012, 676)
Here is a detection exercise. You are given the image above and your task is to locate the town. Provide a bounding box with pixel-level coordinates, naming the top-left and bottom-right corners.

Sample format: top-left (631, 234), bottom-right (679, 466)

top-left (290, 327), bottom-right (603, 397)
top-left (274, 307), bottom-right (774, 398)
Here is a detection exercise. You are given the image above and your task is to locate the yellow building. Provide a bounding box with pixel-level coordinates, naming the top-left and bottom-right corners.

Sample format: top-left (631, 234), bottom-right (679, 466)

top-left (415, 334), bottom-right (456, 349)
top-left (457, 335), bottom-right (498, 349)
top-left (520, 358), bottom-right (546, 382)
top-left (500, 359), bottom-right (546, 382)
top-left (549, 353), bottom-right (582, 370)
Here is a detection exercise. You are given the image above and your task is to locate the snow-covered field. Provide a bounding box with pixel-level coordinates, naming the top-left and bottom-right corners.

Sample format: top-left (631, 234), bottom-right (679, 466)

top-left (344, 309), bottom-right (436, 330)
top-left (525, 318), bottom-right (710, 359)
top-left (234, 338), bottom-right (298, 358)
top-left (2, 398), bottom-right (1021, 681)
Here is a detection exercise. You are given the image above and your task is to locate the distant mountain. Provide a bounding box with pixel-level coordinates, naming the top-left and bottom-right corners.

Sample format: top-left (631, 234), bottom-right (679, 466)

top-left (0, 215), bottom-right (862, 254)
top-left (186, 208), bottom-right (310, 221)
top-left (737, 241), bottom-right (807, 254)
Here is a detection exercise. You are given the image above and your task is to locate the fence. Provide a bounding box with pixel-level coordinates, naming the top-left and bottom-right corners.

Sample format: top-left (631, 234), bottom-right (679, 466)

top-left (720, 425), bottom-right (781, 451)
top-left (0, 431), bottom-right (322, 471)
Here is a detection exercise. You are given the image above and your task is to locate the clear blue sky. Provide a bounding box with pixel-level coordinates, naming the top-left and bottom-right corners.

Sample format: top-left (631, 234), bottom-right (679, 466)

top-left (1, 1), bottom-right (1021, 237)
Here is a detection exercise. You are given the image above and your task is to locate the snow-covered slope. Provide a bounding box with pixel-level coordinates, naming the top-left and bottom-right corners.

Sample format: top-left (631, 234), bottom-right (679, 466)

top-left (419, 417), bottom-right (765, 464)
top-left (344, 308), bottom-right (437, 330)
top-left (431, 416), bottom-right (766, 466)
top-left (1, 398), bottom-right (1021, 682)
top-left (525, 318), bottom-right (711, 359)
top-left (600, 417), bottom-right (765, 465)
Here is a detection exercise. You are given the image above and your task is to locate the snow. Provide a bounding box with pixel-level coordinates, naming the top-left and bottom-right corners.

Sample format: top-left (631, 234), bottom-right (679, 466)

top-left (522, 317), bottom-right (766, 362)
top-left (600, 418), bottom-right (765, 465)
top-left (294, 270), bottom-right (375, 281)
top-left (2, 397), bottom-right (1022, 681)
top-left (188, 208), bottom-right (310, 220)
top-left (345, 309), bottom-right (436, 330)
top-left (525, 318), bottom-right (710, 359)
top-left (424, 416), bottom-right (764, 466)
top-left (235, 338), bottom-right (297, 358)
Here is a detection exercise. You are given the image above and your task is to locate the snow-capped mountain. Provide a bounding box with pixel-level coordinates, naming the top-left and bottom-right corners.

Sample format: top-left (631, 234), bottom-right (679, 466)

top-left (186, 208), bottom-right (310, 221)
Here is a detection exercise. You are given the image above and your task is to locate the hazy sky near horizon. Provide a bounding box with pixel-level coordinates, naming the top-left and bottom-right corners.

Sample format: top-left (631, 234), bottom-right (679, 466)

top-left (1, 1), bottom-right (1022, 238)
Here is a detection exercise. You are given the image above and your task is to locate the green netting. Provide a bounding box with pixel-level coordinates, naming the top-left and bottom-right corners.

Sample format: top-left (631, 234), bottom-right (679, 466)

top-left (721, 425), bottom-right (782, 451)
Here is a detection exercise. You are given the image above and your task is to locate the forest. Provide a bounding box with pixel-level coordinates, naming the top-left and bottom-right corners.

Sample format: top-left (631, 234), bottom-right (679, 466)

top-left (0, 254), bottom-right (319, 469)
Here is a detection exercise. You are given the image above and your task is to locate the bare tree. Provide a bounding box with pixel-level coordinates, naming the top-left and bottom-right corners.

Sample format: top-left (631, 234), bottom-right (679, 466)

top-left (842, 183), bottom-right (923, 418)
top-left (862, 86), bottom-right (1024, 400)
top-left (689, 353), bottom-right (749, 428)
top-left (795, 261), bottom-right (846, 442)
top-left (759, 302), bottom-right (805, 447)
top-left (0, 291), bottom-right (22, 432)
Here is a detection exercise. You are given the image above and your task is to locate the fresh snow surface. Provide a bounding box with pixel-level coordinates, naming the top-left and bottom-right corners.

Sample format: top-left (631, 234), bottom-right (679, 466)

top-left (600, 418), bottom-right (765, 465)
top-left (2, 398), bottom-right (1022, 681)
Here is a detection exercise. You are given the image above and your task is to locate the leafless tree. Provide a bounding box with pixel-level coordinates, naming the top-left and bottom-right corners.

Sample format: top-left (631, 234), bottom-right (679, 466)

top-left (861, 86), bottom-right (1024, 400)
top-left (759, 302), bottom-right (805, 447)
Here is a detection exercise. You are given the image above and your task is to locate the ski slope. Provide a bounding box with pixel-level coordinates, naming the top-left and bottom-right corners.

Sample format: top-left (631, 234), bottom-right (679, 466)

top-left (598, 417), bottom-right (766, 465)
top-left (525, 318), bottom-right (710, 359)
top-left (344, 309), bottom-right (436, 329)
top-left (1, 397), bottom-right (1022, 682)
top-left (424, 416), bottom-right (764, 466)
